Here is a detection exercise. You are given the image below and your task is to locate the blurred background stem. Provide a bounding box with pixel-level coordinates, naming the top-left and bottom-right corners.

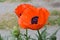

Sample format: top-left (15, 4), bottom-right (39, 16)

top-left (37, 30), bottom-right (43, 40)
top-left (17, 37), bottom-right (20, 40)
top-left (26, 29), bottom-right (28, 40)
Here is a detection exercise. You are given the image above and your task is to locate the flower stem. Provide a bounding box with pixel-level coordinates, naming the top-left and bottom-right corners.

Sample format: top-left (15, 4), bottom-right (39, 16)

top-left (17, 37), bottom-right (19, 40)
top-left (26, 29), bottom-right (28, 40)
top-left (37, 30), bottom-right (43, 40)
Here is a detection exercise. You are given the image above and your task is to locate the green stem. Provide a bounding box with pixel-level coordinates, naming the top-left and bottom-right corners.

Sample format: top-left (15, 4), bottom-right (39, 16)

top-left (17, 29), bottom-right (22, 40)
top-left (19, 32), bottom-right (22, 40)
top-left (26, 29), bottom-right (28, 40)
top-left (17, 37), bottom-right (19, 40)
top-left (37, 30), bottom-right (43, 40)
top-left (17, 33), bottom-right (22, 40)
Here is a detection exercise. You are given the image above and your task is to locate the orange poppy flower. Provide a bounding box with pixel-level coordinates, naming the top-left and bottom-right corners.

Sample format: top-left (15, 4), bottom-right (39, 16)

top-left (15, 4), bottom-right (36, 17)
top-left (15, 4), bottom-right (49, 30)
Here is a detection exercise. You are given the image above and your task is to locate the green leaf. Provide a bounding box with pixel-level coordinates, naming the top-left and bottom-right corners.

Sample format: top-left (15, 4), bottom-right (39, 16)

top-left (49, 28), bottom-right (59, 40)
top-left (41, 27), bottom-right (47, 35)
top-left (37, 30), bottom-right (43, 40)
top-left (41, 27), bottom-right (47, 40)
top-left (49, 35), bottom-right (56, 40)
top-left (51, 28), bottom-right (59, 36)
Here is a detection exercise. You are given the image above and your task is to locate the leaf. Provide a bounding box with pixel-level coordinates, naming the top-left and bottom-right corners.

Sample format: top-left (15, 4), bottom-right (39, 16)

top-left (49, 35), bottom-right (56, 40)
top-left (49, 28), bottom-right (59, 40)
top-left (41, 27), bottom-right (47, 35)
top-left (37, 30), bottom-right (43, 40)
top-left (41, 27), bottom-right (47, 40)
top-left (51, 28), bottom-right (59, 36)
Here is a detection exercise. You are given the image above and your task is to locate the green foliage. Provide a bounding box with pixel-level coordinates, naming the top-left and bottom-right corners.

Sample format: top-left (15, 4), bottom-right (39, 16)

top-left (49, 35), bottom-right (56, 40)
top-left (12, 26), bottom-right (23, 40)
top-left (48, 19), bottom-right (56, 25)
top-left (36, 27), bottom-right (59, 40)
top-left (12, 26), bottom-right (20, 38)
top-left (37, 30), bottom-right (43, 40)
top-left (48, 28), bottom-right (59, 40)
top-left (56, 17), bottom-right (60, 26)
top-left (0, 34), bottom-right (3, 40)
top-left (36, 27), bottom-right (47, 40)
top-left (51, 10), bottom-right (60, 16)
top-left (0, 24), bottom-right (59, 40)
top-left (0, 0), bottom-right (6, 2)
top-left (41, 27), bottom-right (47, 40)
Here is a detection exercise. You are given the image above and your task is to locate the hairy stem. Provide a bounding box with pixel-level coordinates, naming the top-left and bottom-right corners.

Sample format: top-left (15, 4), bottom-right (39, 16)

top-left (37, 30), bottom-right (43, 40)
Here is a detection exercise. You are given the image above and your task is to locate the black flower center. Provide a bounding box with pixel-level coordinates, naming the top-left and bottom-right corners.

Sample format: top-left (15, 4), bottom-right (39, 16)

top-left (31, 16), bottom-right (39, 24)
